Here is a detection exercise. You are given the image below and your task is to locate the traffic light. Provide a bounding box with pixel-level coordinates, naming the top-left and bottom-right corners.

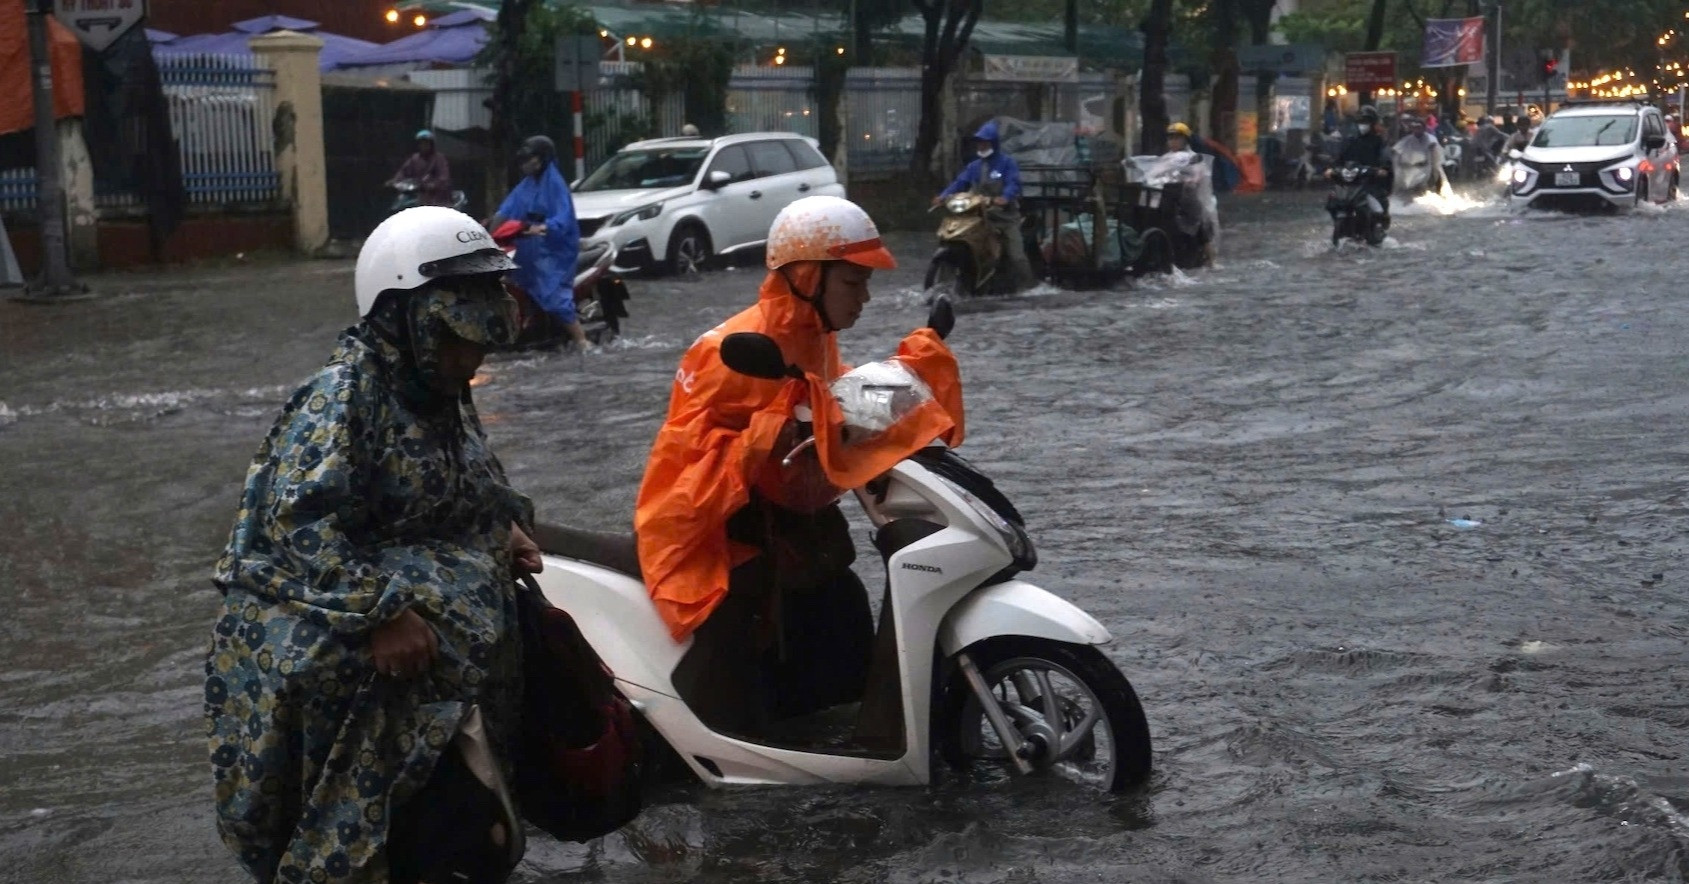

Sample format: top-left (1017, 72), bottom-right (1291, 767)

top-left (1541, 54), bottom-right (1559, 84)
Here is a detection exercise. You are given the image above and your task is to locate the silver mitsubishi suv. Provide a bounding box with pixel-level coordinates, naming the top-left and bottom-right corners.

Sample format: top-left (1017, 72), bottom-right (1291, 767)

top-left (1508, 100), bottom-right (1680, 210)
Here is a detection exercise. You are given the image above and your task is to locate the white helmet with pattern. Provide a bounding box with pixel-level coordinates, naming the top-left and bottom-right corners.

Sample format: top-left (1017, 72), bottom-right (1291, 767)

top-left (354, 206), bottom-right (516, 317)
top-left (765, 195), bottom-right (896, 271)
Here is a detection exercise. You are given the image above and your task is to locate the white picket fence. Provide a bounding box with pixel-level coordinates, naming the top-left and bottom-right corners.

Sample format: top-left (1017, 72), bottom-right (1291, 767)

top-left (2, 53), bottom-right (281, 214)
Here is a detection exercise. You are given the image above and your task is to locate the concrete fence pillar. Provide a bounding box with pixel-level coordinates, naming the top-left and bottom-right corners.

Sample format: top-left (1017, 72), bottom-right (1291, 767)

top-left (59, 118), bottom-right (97, 270)
top-left (250, 31), bottom-right (328, 253)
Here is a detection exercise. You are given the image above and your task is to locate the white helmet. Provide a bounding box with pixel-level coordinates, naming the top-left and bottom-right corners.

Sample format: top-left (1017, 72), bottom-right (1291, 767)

top-left (354, 206), bottom-right (515, 317)
top-left (765, 195), bottom-right (896, 271)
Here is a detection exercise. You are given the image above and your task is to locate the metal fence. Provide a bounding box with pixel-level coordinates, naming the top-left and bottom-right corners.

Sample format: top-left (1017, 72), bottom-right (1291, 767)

top-left (1, 53), bottom-right (280, 215)
top-left (156, 53), bottom-right (281, 207)
top-left (844, 67), bottom-right (921, 175)
top-left (725, 65), bottom-right (817, 138)
top-left (0, 169), bottom-right (35, 212)
top-left (586, 61), bottom-right (685, 168)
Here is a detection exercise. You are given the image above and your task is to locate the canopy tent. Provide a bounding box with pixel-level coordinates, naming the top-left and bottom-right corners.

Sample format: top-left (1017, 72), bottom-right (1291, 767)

top-left (336, 8), bottom-right (495, 70)
top-left (150, 15), bottom-right (380, 72)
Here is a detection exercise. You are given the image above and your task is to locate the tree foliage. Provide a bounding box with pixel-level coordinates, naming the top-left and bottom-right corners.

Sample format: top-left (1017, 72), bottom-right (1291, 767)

top-left (1282, 0), bottom-right (1685, 87)
top-left (635, 37), bottom-right (739, 137)
top-left (479, 2), bottom-right (599, 164)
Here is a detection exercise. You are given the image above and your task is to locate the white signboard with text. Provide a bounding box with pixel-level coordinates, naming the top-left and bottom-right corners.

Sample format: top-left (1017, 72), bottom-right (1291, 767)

top-left (54, 0), bottom-right (146, 54)
top-left (982, 55), bottom-right (1079, 84)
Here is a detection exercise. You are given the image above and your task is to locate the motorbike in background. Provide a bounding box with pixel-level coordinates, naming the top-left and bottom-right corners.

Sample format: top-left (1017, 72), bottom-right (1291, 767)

top-left (388, 179), bottom-right (468, 216)
top-left (924, 192), bottom-right (1031, 300)
top-left (1326, 164), bottom-right (1390, 247)
top-left (491, 221), bottom-right (630, 350)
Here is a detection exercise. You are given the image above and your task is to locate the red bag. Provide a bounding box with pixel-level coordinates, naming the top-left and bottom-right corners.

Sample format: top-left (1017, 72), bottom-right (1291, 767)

top-left (514, 575), bottom-right (645, 842)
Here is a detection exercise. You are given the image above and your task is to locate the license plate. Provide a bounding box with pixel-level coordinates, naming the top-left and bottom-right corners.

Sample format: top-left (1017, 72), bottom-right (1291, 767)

top-left (1555, 172), bottom-right (1580, 187)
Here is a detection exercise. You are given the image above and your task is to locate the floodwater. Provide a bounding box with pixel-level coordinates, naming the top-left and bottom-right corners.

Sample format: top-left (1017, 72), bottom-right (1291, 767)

top-left (3, 190), bottom-right (1688, 883)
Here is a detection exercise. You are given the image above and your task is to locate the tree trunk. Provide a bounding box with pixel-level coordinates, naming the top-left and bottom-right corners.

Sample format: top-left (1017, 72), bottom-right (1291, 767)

top-left (911, 0), bottom-right (983, 185)
top-left (1139, 0), bottom-right (1173, 154)
top-left (487, 0), bottom-right (534, 203)
top-left (1208, 0), bottom-right (1239, 150)
top-left (1245, 1), bottom-right (1275, 157)
top-left (1361, 0), bottom-right (1389, 106)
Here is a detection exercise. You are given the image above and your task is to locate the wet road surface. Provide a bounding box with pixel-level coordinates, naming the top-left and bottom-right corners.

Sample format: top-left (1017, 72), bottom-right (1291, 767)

top-left (3, 192), bottom-right (1689, 883)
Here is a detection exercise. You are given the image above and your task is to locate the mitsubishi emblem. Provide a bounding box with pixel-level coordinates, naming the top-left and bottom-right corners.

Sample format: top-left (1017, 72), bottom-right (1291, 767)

top-left (1563, 164), bottom-right (1574, 172)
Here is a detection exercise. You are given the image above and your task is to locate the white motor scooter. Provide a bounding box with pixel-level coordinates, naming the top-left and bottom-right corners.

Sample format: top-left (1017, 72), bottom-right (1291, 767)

top-left (529, 333), bottom-right (1152, 793)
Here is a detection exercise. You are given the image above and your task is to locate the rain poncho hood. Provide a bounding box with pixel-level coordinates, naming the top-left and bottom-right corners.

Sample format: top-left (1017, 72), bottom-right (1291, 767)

top-left (495, 161), bottom-right (579, 323)
top-left (941, 120), bottom-right (1022, 201)
top-left (634, 266), bottom-right (965, 640)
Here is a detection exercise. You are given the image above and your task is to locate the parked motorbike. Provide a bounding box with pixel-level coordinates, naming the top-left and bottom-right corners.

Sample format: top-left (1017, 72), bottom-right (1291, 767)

top-left (491, 220), bottom-right (630, 350)
top-left (924, 192), bottom-right (1024, 300)
top-left (529, 332), bottom-right (1154, 793)
top-left (388, 179), bottom-right (468, 216)
top-left (1327, 163), bottom-right (1391, 247)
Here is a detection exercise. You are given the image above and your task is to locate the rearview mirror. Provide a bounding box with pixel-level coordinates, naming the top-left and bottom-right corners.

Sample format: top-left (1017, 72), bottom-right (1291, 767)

top-left (1644, 134), bottom-right (1667, 151)
top-left (703, 170), bottom-right (732, 190)
top-left (720, 332), bottom-right (794, 380)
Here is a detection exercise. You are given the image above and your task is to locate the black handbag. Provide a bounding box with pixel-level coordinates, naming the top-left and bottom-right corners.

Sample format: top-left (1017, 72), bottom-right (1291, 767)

top-left (514, 575), bottom-right (645, 842)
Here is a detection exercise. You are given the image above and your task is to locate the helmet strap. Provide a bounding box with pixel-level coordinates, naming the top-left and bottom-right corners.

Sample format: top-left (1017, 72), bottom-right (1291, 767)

top-left (780, 264), bottom-right (837, 333)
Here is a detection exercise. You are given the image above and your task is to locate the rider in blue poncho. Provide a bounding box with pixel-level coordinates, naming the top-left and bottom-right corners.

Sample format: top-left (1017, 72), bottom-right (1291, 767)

top-left (933, 120), bottom-right (1036, 291)
top-left (487, 136), bottom-right (587, 350)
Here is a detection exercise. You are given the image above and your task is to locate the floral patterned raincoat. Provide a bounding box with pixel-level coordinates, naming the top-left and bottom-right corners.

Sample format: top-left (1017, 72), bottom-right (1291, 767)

top-left (206, 325), bottom-right (531, 883)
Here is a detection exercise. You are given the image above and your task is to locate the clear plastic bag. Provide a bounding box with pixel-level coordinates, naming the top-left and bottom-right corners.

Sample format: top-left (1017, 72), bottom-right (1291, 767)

top-left (829, 360), bottom-right (936, 446)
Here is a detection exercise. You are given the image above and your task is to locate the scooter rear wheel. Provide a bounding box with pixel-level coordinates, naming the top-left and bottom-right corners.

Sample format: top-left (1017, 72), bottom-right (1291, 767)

top-left (938, 636), bottom-right (1152, 793)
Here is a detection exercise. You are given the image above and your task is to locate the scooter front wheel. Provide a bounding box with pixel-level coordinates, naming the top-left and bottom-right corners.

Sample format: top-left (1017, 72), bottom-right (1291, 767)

top-left (924, 255), bottom-right (969, 302)
top-left (938, 636), bottom-right (1152, 793)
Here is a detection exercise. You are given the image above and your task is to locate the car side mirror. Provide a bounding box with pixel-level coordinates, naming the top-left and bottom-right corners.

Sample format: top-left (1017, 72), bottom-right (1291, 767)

top-left (703, 170), bottom-right (732, 190)
top-left (1644, 134), bottom-right (1667, 151)
top-left (720, 332), bottom-right (796, 380)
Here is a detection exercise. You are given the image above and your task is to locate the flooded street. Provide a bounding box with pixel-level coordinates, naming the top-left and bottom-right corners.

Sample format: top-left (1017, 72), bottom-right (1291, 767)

top-left (4, 191), bottom-right (1689, 883)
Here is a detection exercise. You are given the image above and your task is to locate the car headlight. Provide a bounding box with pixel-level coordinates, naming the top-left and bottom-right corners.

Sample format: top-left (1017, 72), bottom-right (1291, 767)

top-left (1617, 166), bottom-right (1634, 182)
top-left (938, 475), bottom-right (1032, 563)
top-left (1511, 167), bottom-right (1530, 184)
top-left (608, 203), bottom-right (662, 227)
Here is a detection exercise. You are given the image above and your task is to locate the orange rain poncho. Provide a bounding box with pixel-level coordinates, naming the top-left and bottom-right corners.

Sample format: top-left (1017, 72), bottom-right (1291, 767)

top-left (634, 264), bottom-right (965, 641)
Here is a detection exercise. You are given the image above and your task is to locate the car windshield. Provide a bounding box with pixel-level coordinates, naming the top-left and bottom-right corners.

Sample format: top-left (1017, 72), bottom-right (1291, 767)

top-left (1532, 115), bottom-right (1637, 148)
top-left (576, 147), bottom-right (708, 191)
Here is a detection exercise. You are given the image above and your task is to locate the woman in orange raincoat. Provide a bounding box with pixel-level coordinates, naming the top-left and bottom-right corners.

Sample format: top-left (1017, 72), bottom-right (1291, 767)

top-left (634, 196), bottom-right (962, 736)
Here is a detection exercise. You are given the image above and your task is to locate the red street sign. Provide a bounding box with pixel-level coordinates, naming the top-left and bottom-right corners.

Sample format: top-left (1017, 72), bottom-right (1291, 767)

top-left (1344, 51), bottom-right (1398, 92)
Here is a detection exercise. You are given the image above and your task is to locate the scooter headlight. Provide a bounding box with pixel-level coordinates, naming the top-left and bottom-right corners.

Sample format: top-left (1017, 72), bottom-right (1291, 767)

top-left (947, 197), bottom-right (971, 213)
top-left (937, 475), bottom-right (1034, 564)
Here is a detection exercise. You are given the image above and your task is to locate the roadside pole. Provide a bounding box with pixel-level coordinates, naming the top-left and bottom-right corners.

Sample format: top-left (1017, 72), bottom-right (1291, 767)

top-left (1485, 0), bottom-right (1502, 116)
top-left (23, 0), bottom-right (80, 296)
top-left (572, 90), bottom-right (586, 182)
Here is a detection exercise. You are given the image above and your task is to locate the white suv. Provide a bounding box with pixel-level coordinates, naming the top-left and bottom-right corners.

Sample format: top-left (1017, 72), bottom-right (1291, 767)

top-left (572, 133), bottom-right (846, 274)
top-left (1509, 101), bottom-right (1680, 210)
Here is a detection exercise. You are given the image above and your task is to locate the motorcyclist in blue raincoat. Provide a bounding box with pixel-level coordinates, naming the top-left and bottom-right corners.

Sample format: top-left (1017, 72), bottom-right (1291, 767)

top-left (933, 120), bottom-right (1035, 290)
top-left (486, 135), bottom-right (588, 350)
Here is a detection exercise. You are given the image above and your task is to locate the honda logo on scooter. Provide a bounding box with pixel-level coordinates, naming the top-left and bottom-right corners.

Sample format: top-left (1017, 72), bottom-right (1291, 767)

top-left (901, 562), bottom-right (943, 574)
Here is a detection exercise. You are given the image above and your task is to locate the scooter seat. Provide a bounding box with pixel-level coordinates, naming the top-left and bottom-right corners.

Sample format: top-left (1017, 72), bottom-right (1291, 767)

top-left (532, 523), bottom-right (642, 579)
